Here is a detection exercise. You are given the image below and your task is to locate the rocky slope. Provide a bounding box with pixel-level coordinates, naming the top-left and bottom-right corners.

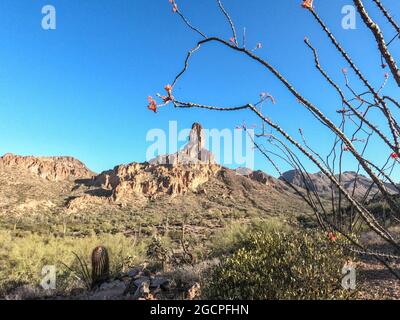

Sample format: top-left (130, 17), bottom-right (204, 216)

top-left (91, 123), bottom-right (219, 202)
top-left (93, 163), bottom-right (221, 202)
top-left (280, 169), bottom-right (398, 199)
top-left (0, 153), bottom-right (95, 182)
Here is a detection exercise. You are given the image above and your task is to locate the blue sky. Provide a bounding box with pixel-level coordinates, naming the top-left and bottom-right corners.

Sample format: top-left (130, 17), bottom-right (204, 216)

top-left (0, 0), bottom-right (399, 178)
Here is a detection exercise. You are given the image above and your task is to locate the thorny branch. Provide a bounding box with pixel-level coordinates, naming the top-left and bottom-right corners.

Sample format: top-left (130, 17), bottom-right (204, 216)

top-left (154, 0), bottom-right (400, 279)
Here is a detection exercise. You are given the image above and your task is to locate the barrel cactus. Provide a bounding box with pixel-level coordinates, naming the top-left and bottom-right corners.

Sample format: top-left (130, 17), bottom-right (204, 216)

top-left (91, 246), bottom-right (110, 289)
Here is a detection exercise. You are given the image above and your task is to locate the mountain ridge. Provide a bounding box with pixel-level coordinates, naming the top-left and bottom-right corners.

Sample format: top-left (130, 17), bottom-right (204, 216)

top-left (0, 153), bottom-right (95, 181)
top-left (1, 123), bottom-right (396, 217)
top-left (280, 169), bottom-right (398, 199)
top-left (0, 124), bottom-right (310, 220)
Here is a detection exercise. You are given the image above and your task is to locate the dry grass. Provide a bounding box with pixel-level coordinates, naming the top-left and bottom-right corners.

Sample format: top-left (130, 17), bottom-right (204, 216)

top-left (0, 230), bottom-right (147, 296)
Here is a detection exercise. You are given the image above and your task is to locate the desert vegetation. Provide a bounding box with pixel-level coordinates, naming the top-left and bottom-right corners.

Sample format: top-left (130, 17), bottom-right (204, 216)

top-left (0, 214), bottom-right (356, 299)
top-left (204, 230), bottom-right (355, 300)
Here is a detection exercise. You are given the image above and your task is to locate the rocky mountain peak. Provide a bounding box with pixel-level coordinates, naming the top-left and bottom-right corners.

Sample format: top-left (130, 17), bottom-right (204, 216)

top-left (89, 123), bottom-right (220, 202)
top-left (150, 122), bottom-right (215, 166)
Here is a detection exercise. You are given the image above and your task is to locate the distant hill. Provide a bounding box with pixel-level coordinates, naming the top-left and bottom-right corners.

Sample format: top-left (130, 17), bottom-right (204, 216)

top-left (0, 153), bottom-right (95, 181)
top-left (279, 169), bottom-right (398, 199)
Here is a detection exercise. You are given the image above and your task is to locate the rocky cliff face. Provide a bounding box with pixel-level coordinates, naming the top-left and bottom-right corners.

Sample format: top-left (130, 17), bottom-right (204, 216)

top-left (150, 123), bottom-right (215, 165)
top-left (248, 170), bottom-right (273, 186)
top-left (93, 123), bottom-right (220, 201)
top-left (0, 124), bottom-right (313, 217)
top-left (94, 162), bottom-right (220, 201)
top-left (0, 153), bottom-right (94, 181)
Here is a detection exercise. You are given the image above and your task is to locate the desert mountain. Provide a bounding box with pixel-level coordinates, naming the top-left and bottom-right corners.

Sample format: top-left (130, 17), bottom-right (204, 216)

top-left (1, 123), bottom-right (397, 222)
top-left (149, 123), bottom-right (215, 166)
top-left (280, 169), bottom-right (398, 199)
top-left (0, 153), bottom-right (95, 181)
top-left (0, 123), bottom-right (311, 223)
top-left (92, 123), bottom-right (218, 202)
top-left (0, 154), bottom-right (95, 216)
top-left (66, 123), bottom-right (305, 216)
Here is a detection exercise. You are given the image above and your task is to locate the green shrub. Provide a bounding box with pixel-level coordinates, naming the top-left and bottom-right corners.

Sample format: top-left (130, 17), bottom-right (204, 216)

top-left (203, 230), bottom-right (355, 300)
top-left (146, 235), bottom-right (172, 271)
top-left (210, 218), bottom-right (291, 257)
